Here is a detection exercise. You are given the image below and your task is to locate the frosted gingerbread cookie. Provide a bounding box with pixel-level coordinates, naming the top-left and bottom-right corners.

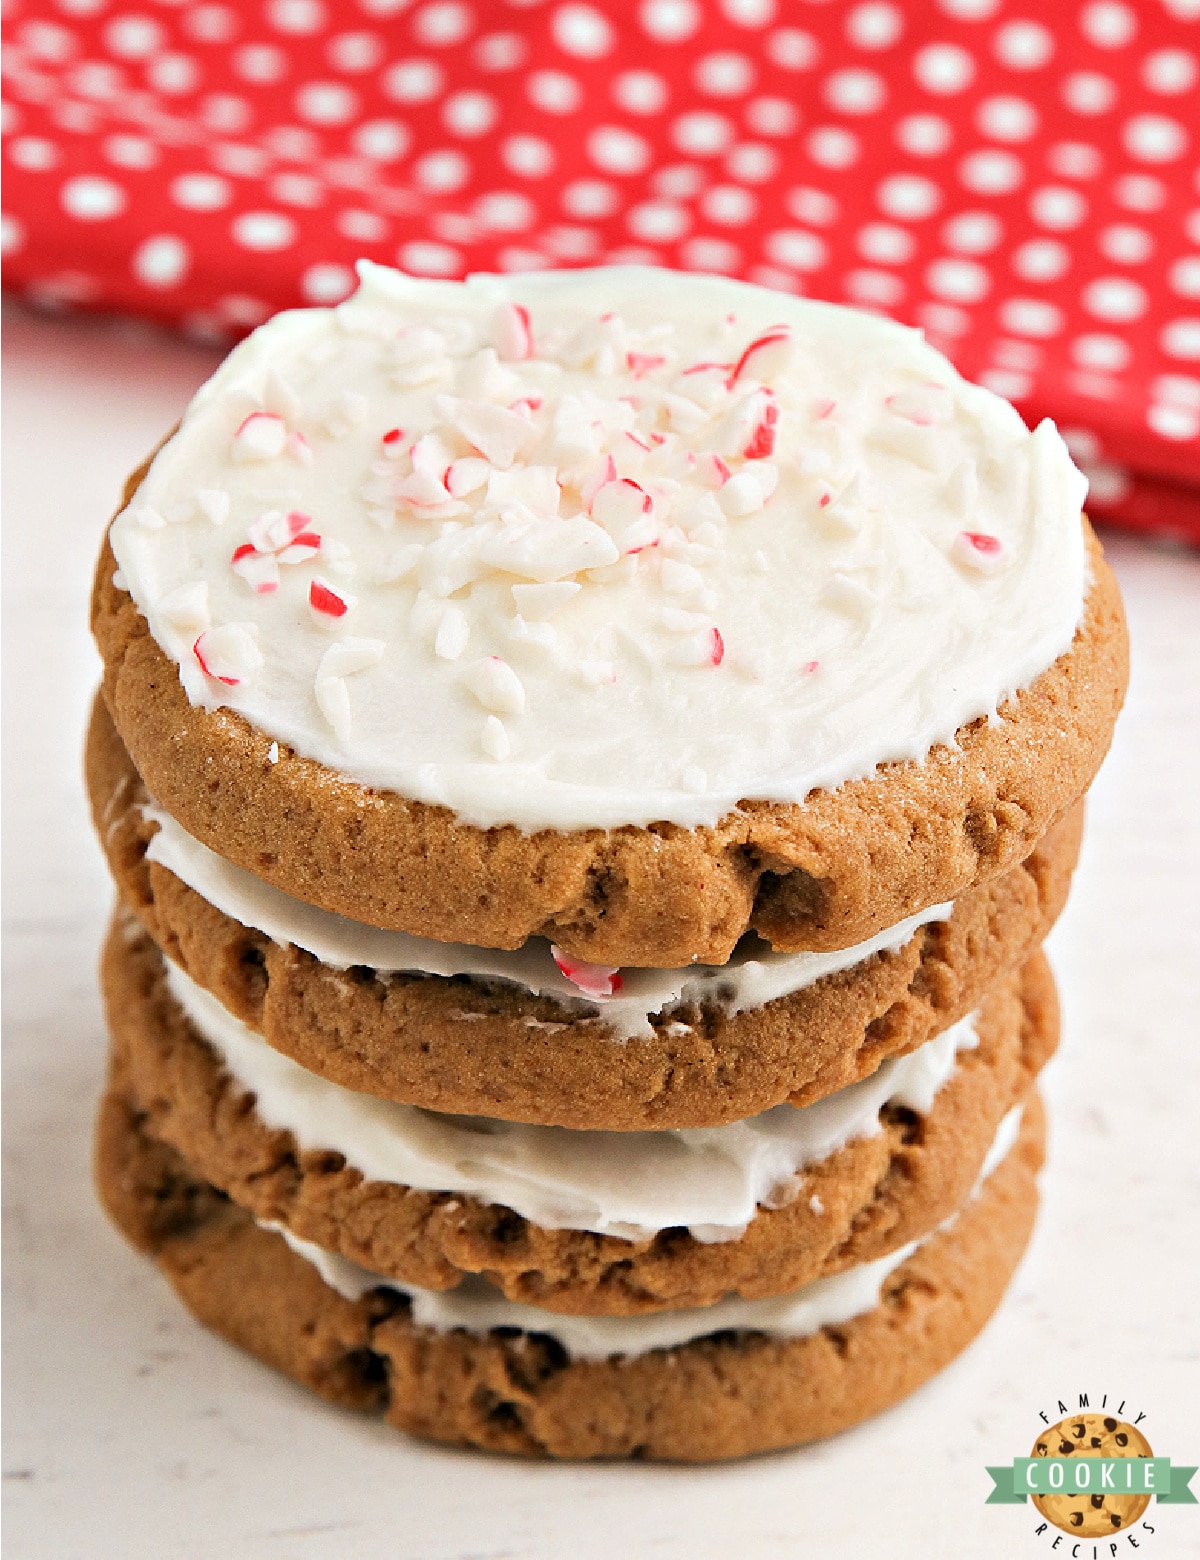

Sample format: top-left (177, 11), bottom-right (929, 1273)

top-left (92, 265), bottom-right (1127, 968)
top-left (102, 914), bottom-right (1055, 1314)
top-left (90, 694), bottom-right (1079, 1129)
top-left (95, 1075), bottom-right (1044, 1461)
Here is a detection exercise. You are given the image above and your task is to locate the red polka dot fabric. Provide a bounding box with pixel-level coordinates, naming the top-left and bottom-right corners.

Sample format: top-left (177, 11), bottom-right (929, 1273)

top-left (3, 0), bottom-right (1198, 542)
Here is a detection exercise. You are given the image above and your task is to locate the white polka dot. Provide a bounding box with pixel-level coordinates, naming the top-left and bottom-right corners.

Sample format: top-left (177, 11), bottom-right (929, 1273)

top-left (502, 135), bottom-right (555, 178)
top-left (628, 200), bottom-right (691, 241)
top-left (475, 192), bottom-right (536, 232)
top-left (1001, 299), bottom-right (1065, 339)
top-left (605, 245), bottom-right (665, 267)
top-left (270, 172), bottom-right (322, 209)
top-left (1080, 1), bottom-right (1136, 48)
top-left (703, 185), bottom-right (757, 226)
top-left (1162, 319), bottom-right (1200, 360)
top-left (526, 70), bottom-right (582, 114)
top-left (1072, 333), bottom-right (1130, 370)
top-left (18, 19), bottom-right (78, 62)
top-left (104, 15), bottom-right (165, 59)
top-left (696, 51), bottom-right (756, 97)
top-left (787, 187), bottom-right (839, 226)
top-left (170, 172), bottom-right (231, 210)
top-left (938, 0), bottom-right (999, 17)
top-left (61, 175), bottom-right (125, 221)
top-left (200, 95), bottom-right (252, 134)
top-left (1170, 257), bottom-right (1200, 299)
top-left (337, 209), bottom-right (388, 242)
top-left (68, 61), bottom-right (124, 103)
top-left (824, 67), bottom-right (886, 115)
top-left (680, 236), bottom-right (741, 272)
top-left (589, 125), bottom-right (652, 174)
top-left (766, 229), bottom-right (828, 271)
top-left (301, 263), bottom-right (356, 303)
top-left (896, 113), bottom-right (953, 156)
top-left (1083, 276), bottom-right (1148, 322)
top-left (1123, 114), bottom-right (1188, 164)
top-left (942, 211), bottom-right (1003, 253)
top-left (913, 43), bottom-right (975, 95)
top-left (347, 119), bottom-right (407, 162)
top-left (979, 367), bottom-right (1033, 400)
top-left (413, 3), bottom-right (474, 47)
top-left (1030, 185), bottom-right (1088, 230)
top-left (992, 20), bottom-right (1054, 69)
top-left (543, 225), bottom-right (600, 260)
top-left (639, 0), bottom-right (700, 42)
top-left (857, 222), bottom-right (915, 263)
top-left (9, 137), bottom-right (60, 172)
top-left (807, 127), bottom-right (859, 169)
top-left (263, 126), bottom-right (318, 161)
top-left (552, 4), bottom-right (613, 58)
top-left (1062, 72), bottom-right (1116, 115)
top-left (1187, 211), bottom-right (1200, 245)
top-left (653, 164), bottom-right (705, 199)
top-left (399, 239), bottom-right (462, 275)
top-left (132, 234), bottom-right (189, 289)
top-left (1099, 224), bottom-right (1154, 265)
top-left (1, 214), bottom-right (25, 255)
top-left (926, 257), bottom-right (990, 302)
top-left (748, 265), bottom-right (800, 293)
top-left (474, 31), bottom-right (526, 72)
top-left (184, 7), bottom-right (237, 46)
top-left (612, 71), bottom-right (669, 115)
top-left (1113, 173), bottom-right (1166, 212)
top-left (219, 294), bottom-right (272, 328)
top-left (562, 179), bottom-right (619, 218)
top-left (976, 95), bottom-right (1038, 142)
top-left (844, 269), bottom-right (905, 306)
top-left (765, 27), bottom-right (819, 70)
top-left (1060, 426), bottom-right (1103, 461)
top-left (878, 173), bottom-right (941, 219)
top-left (497, 247), bottom-right (550, 274)
top-left (0, 103), bottom-right (20, 135)
top-left (413, 149), bottom-right (471, 192)
top-left (431, 212), bottom-right (480, 245)
top-left (991, 338), bottom-right (1043, 370)
top-left (1082, 460), bottom-right (1133, 504)
top-left (232, 211), bottom-right (296, 252)
top-left (147, 54), bottom-right (201, 95)
top-left (443, 90), bottom-right (498, 138)
top-left (720, 0), bottom-right (775, 25)
top-left (1012, 238), bottom-right (1071, 281)
top-left (1047, 141), bottom-right (1103, 179)
top-left (235, 45), bottom-right (287, 84)
top-left (268, 0), bottom-right (324, 34)
top-left (960, 149), bottom-right (1025, 194)
top-left (383, 59), bottom-right (443, 103)
top-left (672, 111), bottom-right (735, 156)
top-left (1142, 49), bottom-right (1196, 95)
top-left (25, 271), bottom-right (101, 313)
top-left (104, 134), bottom-right (158, 170)
top-left (1147, 403), bottom-right (1199, 441)
top-left (919, 302), bottom-right (971, 336)
top-left (1152, 373), bottom-right (1200, 409)
top-left (846, 3), bottom-right (903, 50)
top-left (725, 142), bottom-right (777, 182)
top-left (318, 34), bottom-right (375, 74)
top-left (745, 97), bottom-right (800, 136)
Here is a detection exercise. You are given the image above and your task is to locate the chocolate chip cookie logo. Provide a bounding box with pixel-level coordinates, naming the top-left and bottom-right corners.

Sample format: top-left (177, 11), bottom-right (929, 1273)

top-left (986, 1396), bottom-right (1196, 1551)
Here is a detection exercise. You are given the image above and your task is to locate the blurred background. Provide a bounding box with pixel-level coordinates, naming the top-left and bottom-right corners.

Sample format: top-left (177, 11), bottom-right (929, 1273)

top-left (3, 4), bottom-right (1198, 1558)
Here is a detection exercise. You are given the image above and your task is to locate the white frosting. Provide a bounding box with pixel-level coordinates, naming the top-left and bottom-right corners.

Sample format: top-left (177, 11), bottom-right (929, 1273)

top-left (110, 262), bottom-right (1088, 832)
top-left (265, 1103), bottom-right (1023, 1360)
top-left (145, 802), bottom-right (953, 1040)
top-left (167, 958), bottom-right (979, 1245)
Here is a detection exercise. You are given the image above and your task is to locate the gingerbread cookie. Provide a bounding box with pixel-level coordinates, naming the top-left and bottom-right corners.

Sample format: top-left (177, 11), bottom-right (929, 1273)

top-left (102, 915), bottom-right (1056, 1313)
top-left (89, 695), bottom-right (1080, 1129)
top-left (91, 265), bottom-right (1127, 968)
top-left (95, 1077), bottom-right (1044, 1461)
top-left (1032, 1414), bottom-right (1153, 1535)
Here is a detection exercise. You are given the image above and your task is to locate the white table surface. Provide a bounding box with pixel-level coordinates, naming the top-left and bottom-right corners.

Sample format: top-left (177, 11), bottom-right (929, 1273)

top-left (3, 304), bottom-right (1199, 1560)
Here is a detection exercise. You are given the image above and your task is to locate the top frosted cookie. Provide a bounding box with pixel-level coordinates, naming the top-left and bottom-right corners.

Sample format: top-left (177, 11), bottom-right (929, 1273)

top-left (96, 264), bottom-right (1126, 965)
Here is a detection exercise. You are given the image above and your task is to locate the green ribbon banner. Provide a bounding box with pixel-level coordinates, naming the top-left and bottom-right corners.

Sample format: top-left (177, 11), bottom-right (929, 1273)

top-left (986, 1458), bottom-right (1198, 1505)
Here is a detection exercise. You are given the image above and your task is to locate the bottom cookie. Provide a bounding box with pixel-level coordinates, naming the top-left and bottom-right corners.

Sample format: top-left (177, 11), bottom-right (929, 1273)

top-left (96, 1084), bottom-right (1044, 1461)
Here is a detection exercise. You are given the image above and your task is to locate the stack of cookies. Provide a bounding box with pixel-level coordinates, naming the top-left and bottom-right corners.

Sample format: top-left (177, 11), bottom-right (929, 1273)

top-left (87, 265), bottom-right (1127, 1460)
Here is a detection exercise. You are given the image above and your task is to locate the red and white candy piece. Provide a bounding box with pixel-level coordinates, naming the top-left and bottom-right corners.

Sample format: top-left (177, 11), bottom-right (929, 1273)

top-left (157, 581), bottom-right (209, 634)
top-left (464, 656), bottom-right (526, 715)
top-left (193, 624), bottom-right (262, 686)
top-left (885, 384), bottom-right (951, 427)
top-left (667, 626), bottom-right (725, 666)
top-left (310, 577), bottom-right (353, 620)
top-left (950, 531), bottom-right (1005, 573)
top-left (439, 396), bottom-right (533, 470)
top-left (627, 351), bottom-right (666, 379)
top-left (231, 542), bottom-right (280, 594)
top-left (491, 302), bottom-right (533, 361)
top-left (231, 412), bottom-right (287, 463)
top-left (550, 946), bottom-right (624, 1000)
top-left (591, 479), bottom-right (658, 553)
top-left (727, 325), bottom-right (792, 388)
top-left (580, 454), bottom-right (618, 510)
top-left (697, 453), bottom-right (731, 489)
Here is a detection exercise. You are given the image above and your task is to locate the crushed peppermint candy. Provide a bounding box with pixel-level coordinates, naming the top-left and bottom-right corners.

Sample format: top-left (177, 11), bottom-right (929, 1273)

top-left (951, 530), bottom-right (1006, 572)
top-left (231, 412), bottom-right (287, 462)
top-left (193, 624), bottom-right (262, 685)
top-left (310, 577), bottom-right (352, 619)
top-left (550, 946), bottom-right (624, 1000)
top-left (464, 656), bottom-right (526, 714)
